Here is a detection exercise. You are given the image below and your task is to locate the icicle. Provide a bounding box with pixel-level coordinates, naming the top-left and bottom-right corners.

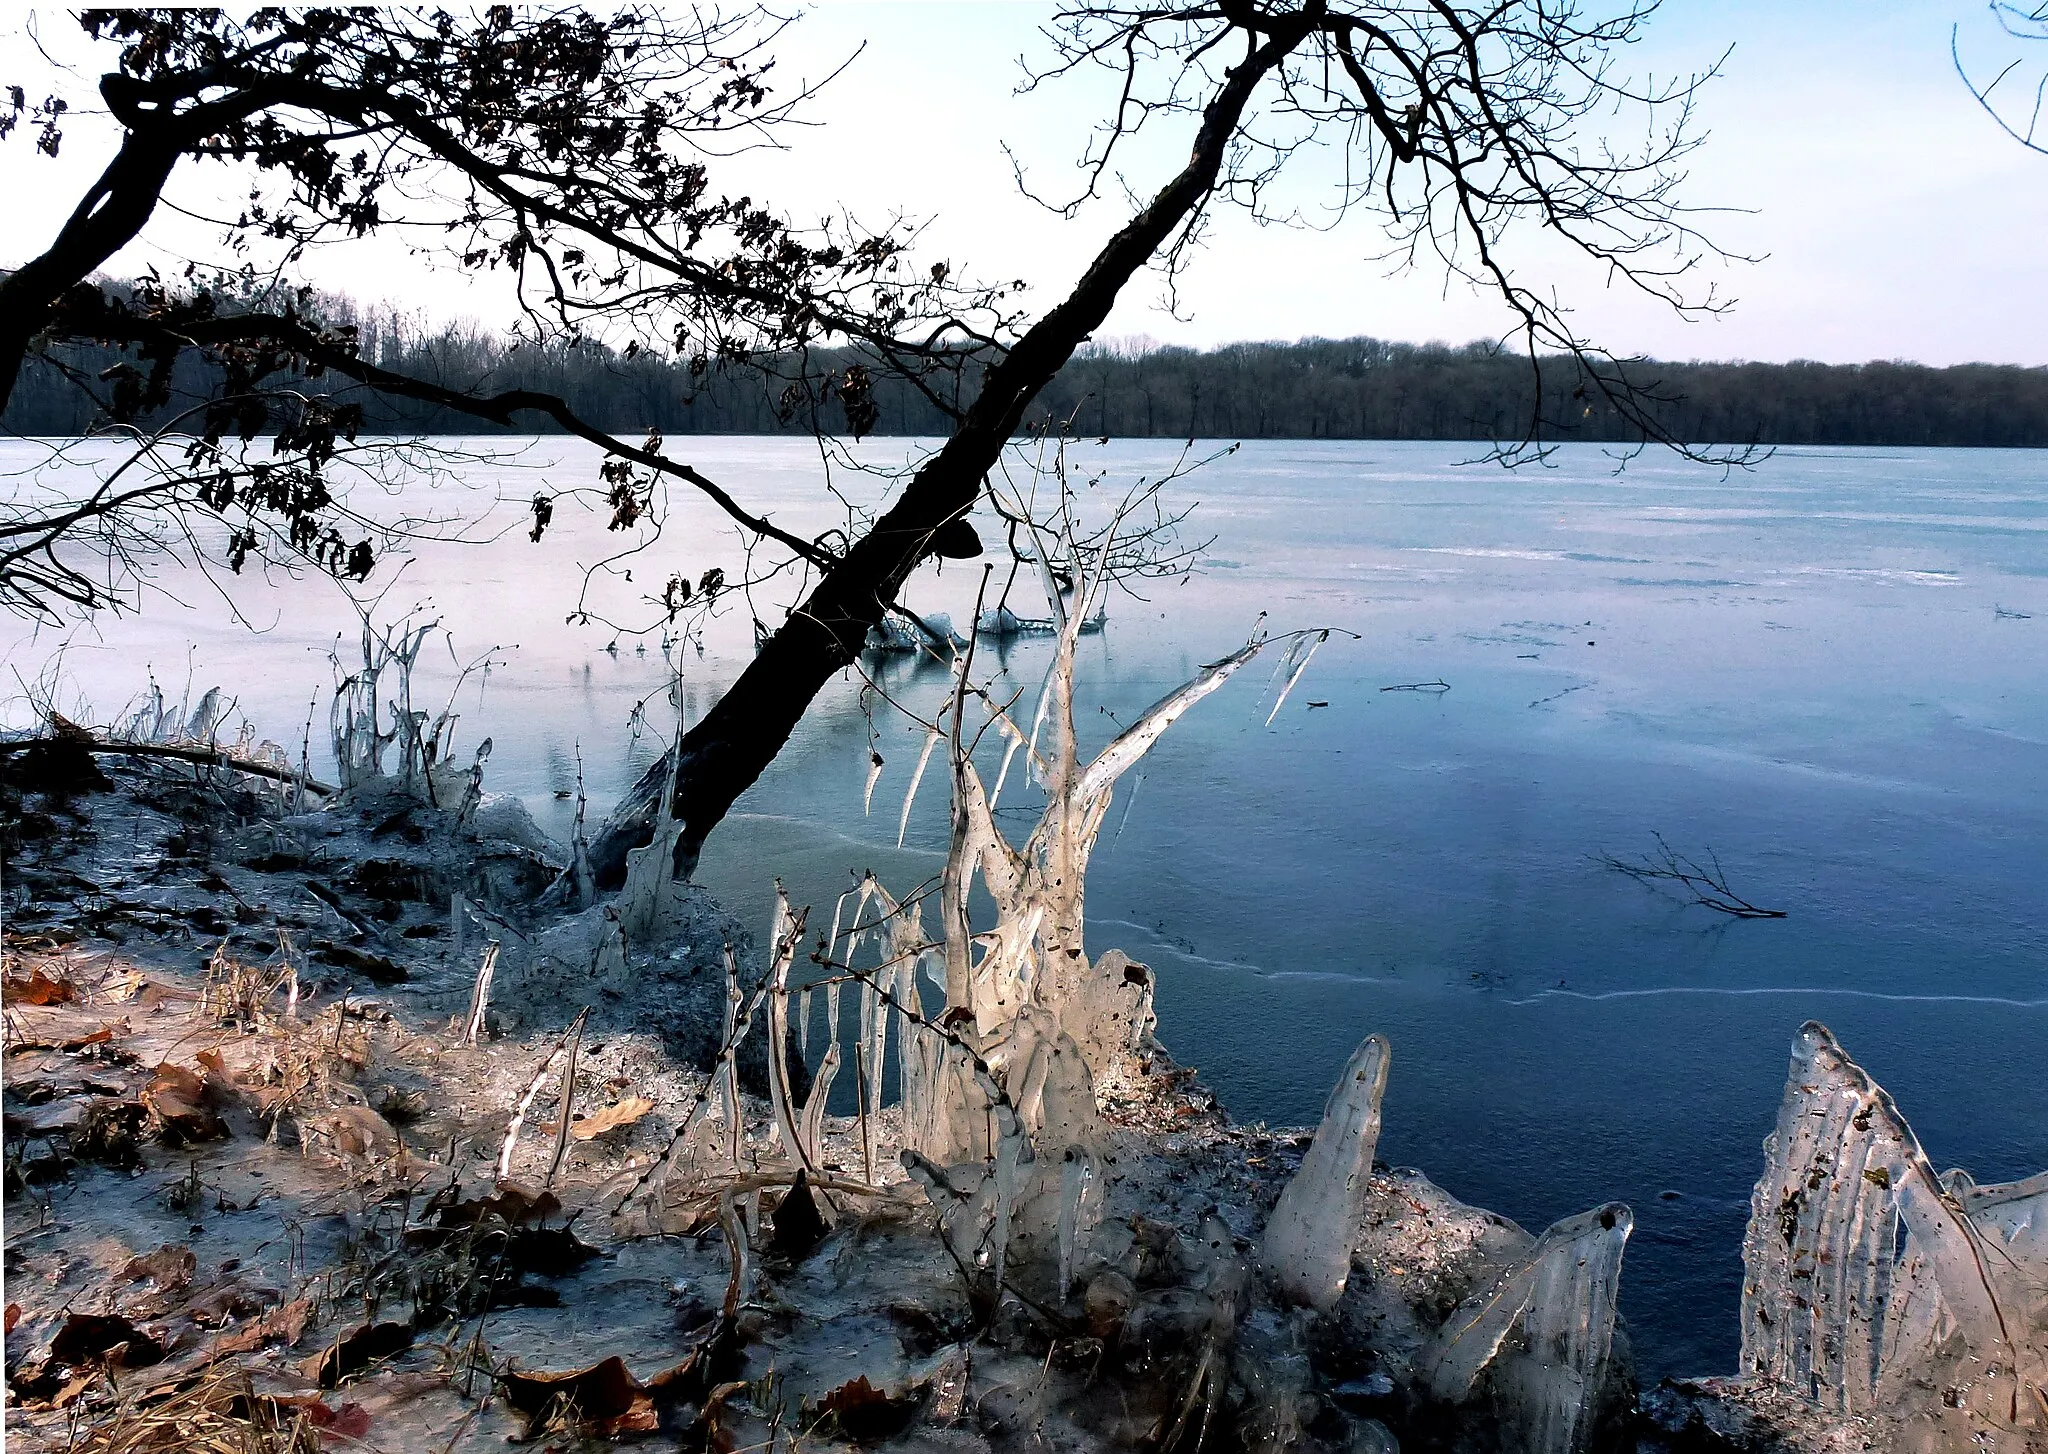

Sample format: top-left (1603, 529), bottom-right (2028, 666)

top-left (184, 686), bottom-right (223, 745)
top-left (570, 751), bottom-right (594, 910)
top-left (718, 1190), bottom-right (754, 1317)
top-left (1073, 621), bottom-right (1276, 811)
top-left (798, 984), bottom-right (814, 1057)
top-left (1056, 1144), bottom-right (1099, 1302)
top-left (462, 941), bottom-right (499, 1046)
top-left (1263, 629), bottom-right (1328, 725)
top-left (451, 892), bottom-right (468, 956)
top-left (989, 1102), bottom-right (1031, 1299)
top-left (1259, 1034), bottom-right (1390, 1311)
top-left (904, 1150), bottom-right (1002, 1285)
top-left (897, 726), bottom-right (943, 848)
top-left (863, 750), bottom-right (884, 816)
top-left (865, 967), bottom-right (890, 1131)
top-left (1417, 1203), bottom-right (1634, 1454)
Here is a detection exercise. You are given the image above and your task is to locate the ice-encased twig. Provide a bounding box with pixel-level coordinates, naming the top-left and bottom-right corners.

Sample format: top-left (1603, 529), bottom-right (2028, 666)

top-left (763, 891), bottom-right (810, 1165)
top-left (497, 1008), bottom-right (589, 1182)
top-left (543, 1009), bottom-right (585, 1188)
top-left (1417, 1203), bottom-right (1634, 1454)
top-left (1258, 1033), bottom-right (1390, 1311)
top-left (461, 941), bottom-right (498, 1046)
top-left (1741, 1021), bottom-right (2030, 1422)
top-left (1879, 1169), bottom-right (2048, 1416)
top-left (800, 1040), bottom-right (842, 1164)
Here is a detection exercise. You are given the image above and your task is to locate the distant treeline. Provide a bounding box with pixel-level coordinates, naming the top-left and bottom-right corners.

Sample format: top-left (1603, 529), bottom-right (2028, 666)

top-left (10, 298), bottom-right (2048, 447)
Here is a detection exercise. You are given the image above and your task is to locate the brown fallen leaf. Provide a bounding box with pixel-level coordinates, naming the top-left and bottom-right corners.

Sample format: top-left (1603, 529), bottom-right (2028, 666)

top-left (187, 1279), bottom-right (281, 1329)
top-left (121, 1244), bottom-right (198, 1292)
top-left (143, 1062), bottom-right (229, 1144)
top-left (5, 1303), bottom-right (19, 1335)
top-left (208, 1296), bottom-right (312, 1356)
top-left (299, 1103), bottom-right (398, 1164)
top-left (3, 967), bottom-right (78, 1005)
top-left (301, 1320), bottom-right (415, 1387)
top-left (815, 1373), bottom-right (922, 1441)
top-left (428, 1182), bottom-right (560, 1229)
top-left (48, 1312), bottom-right (165, 1369)
top-left (500, 1355), bottom-right (658, 1439)
top-left (570, 1095), bottom-right (655, 1140)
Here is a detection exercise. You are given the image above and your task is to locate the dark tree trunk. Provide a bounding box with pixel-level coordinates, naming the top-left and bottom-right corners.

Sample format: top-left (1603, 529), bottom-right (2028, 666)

top-left (651, 25), bottom-right (1307, 881)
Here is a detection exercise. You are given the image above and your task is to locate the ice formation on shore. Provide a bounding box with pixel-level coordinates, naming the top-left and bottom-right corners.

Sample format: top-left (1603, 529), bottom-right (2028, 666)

top-left (1417, 1203), bottom-right (1634, 1453)
top-left (1738, 1020), bottom-right (2046, 1450)
top-left (1258, 1033), bottom-right (1391, 1311)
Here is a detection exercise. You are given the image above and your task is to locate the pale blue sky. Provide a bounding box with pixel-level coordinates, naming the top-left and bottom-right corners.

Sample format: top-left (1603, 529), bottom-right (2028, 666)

top-left (4, 2), bottom-right (2044, 364)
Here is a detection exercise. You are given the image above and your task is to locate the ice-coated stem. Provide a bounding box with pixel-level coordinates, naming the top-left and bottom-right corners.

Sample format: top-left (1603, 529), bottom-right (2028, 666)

top-left (461, 941), bottom-right (498, 1046)
top-left (1258, 1033), bottom-right (1390, 1311)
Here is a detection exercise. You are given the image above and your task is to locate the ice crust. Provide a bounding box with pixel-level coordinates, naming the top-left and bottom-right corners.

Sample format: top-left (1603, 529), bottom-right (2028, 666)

top-left (1740, 1020), bottom-right (2046, 1449)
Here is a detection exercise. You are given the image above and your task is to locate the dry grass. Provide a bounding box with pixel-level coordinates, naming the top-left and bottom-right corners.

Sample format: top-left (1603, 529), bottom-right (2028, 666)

top-left (61, 1367), bottom-right (322, 1454)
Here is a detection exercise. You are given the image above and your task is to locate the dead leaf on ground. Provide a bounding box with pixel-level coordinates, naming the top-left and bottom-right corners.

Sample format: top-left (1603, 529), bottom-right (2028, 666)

top-left (429, 1182), bottom-right (560, 1229)
top-left (121, 1244), bottom-right (198, 1291)
top-left (569, 1095), bottom-right (655, 1140)
top-left (208, 1296), bottom-right (311, 1356)
top-left (3, 967), bottom-right (78, 1005)
top-left (815, 1373), bottom-right (923, 1441)
top-left (142, 1062), bottom-right (229, 1143)
top-left (186, 1278), bottom-right (281, 1328)
top-left (299, 1103), bottom-right (397, 1164)
top-left (500, 1355), bottom-right (658, 1439)
top-left (302, 1319), bottom-right (414, 1387)
top-left (47, 1311), bottom-right (165, 1369)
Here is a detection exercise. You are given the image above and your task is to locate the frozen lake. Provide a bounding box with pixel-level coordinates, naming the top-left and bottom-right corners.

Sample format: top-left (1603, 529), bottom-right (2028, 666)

top-left (7, 434), bottom-right (2047, 1377)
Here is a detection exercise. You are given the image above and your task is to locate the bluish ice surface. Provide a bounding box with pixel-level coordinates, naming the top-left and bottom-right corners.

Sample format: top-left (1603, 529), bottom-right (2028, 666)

top-left (9, 435), bottom-right (2046, 1377)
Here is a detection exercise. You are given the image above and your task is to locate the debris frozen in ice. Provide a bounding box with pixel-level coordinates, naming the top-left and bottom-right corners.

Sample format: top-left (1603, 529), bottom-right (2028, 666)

top-left (1259, 1034), bottom-right (1390, 1311)
top-left (1740, 1021), bottom-right (2043, 1441)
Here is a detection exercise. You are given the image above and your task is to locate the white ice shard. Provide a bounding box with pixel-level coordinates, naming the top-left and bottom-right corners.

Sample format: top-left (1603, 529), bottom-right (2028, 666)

top-left (1055, 1144), bottom-right (1100, 1302)
top-left (1258, 1034), bottom-right (1391, 1311)
top-left (1416, 1202), bottom-right (1633, 1454)
top-left (1740, 1021), bottom-right (2044, 1442)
